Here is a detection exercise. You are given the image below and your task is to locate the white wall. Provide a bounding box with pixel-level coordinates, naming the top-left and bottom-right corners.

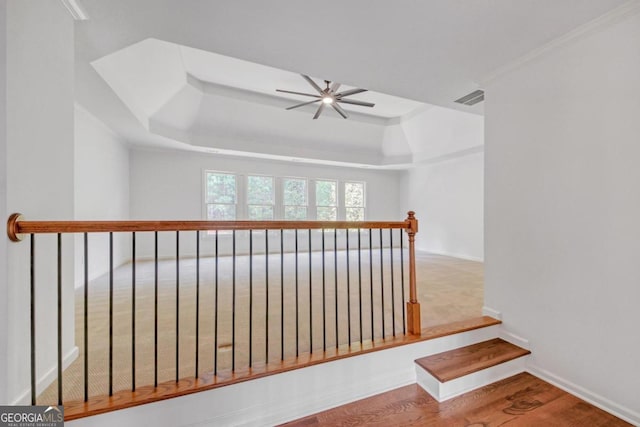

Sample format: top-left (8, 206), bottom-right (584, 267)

top-left (402, 106), bottom-right (484, 162)
top-left (400, 106), bottom-right (484, 261)
top-left (5, 1), bottom-right (76, 404)
top-left (0, 0), bottom-right (9, 405)
top-left (130, 149), bottom-right (405, 258)
top-left (403, 152), bottom-right (484, 261)
top-left (74, 106), bottom-right (130, 286)
top-left (485, 10), bottom-right (640, 423)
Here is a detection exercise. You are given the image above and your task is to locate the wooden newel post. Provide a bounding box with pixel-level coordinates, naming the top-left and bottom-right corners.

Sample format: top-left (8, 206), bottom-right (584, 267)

top-left (405, 211), bottom-right (420, 335)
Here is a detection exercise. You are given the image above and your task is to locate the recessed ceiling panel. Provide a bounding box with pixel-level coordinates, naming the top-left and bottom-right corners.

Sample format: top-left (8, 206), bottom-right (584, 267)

top-left (180, 43), bottom-right (427, 118)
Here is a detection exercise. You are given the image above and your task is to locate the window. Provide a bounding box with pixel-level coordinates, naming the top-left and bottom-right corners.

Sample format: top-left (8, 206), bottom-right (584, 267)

top-left (247, 175), bottom-right (274, 220)
top-left (205, 172), bottom-right (237, 220)
top-left (315, 180), bottom-right (337, 221)
top-left (345, 182), bottom-right (365, 221)
top-left (283, 178), bottom-right (308, 220)
top-left (204, 171), bottom-right (366, 222)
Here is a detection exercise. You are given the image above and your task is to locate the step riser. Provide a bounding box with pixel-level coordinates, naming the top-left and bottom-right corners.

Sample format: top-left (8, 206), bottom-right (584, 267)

top-left (422, 324), bottom-right (502, 355)
top-left (416, 354), bottom-right (529, 402)
top-left (67, 324), bottom-right (502, 427)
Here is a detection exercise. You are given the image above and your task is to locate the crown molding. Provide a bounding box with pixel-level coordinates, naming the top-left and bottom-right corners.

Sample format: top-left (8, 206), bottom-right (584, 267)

top-left (480, 0), bottom-right (640, 86)
top-left (397, 103), bottom-right (436, 123)
top-left (411, 145), bottom-right (484, 167)
top-left (60, 0), bottom-right (89, 21)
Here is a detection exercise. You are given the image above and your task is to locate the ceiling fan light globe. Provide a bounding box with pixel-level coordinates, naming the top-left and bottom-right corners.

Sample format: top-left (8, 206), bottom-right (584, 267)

top-left (322, 97), bottom-right (334, 104)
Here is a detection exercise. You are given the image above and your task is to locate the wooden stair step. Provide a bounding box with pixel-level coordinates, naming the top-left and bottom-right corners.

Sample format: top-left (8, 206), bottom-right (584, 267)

top-left (63, 316), bottom-right (500, 421)
top-left (415, 338), bottom-right (530, 383)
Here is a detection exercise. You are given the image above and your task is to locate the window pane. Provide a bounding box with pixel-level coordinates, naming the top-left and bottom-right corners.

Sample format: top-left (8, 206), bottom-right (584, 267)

top-left (345, 182), bottom-right (364, 207)
top-left (247, 175), bottom-right (274, 205)
top-left (248, 205), bottom-right (274, 220)
top-left (346, 207), bottom-right (365, 221)
top-left (206, 173), bottom-right (236, 204)
top-left (284, 206), bottom-right (307, 220)
top-left (317, 206), bottom-right (337, 221)
top-left (316, 180), bottom-right (337, 206)
top-left (283, 178), bottom-right (307, 206)
top-left (207, 204), bottom-right (236, 220)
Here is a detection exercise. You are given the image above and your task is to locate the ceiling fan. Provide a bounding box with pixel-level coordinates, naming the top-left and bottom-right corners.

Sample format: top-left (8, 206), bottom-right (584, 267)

top-left (276, 74), bottom-right (375, 119)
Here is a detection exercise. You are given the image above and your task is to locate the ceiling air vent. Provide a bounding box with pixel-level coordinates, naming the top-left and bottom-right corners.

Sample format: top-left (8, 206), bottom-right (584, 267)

top-left (454, 89), bottom-right (484, 106)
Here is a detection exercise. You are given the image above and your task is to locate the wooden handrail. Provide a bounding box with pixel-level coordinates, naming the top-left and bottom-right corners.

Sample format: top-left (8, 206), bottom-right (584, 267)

top-left (7, 210), bottom-right (423, 417)
top-left (7, 214), bottom-right (410, 242)
top-left (7, 211), bottom-right (421, 336)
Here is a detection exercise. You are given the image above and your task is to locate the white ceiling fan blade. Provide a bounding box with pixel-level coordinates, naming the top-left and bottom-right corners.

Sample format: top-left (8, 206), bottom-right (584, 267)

top-left (276, 89), bottom-right (320, 98)
top-left (337, 98), bottom-right (375, 108)
top-left (336, 88), bottom-right (367, 98)
top-left (330, 82), bottom-right (341, 93)
top-left (313, 103), bottom-right (325, 119)
top-left (331, 103), bottom-right (349, 119)
top-left (286, 99), bottom-right (322, 110)
top-left (301, 74), bottom-right (325, 95)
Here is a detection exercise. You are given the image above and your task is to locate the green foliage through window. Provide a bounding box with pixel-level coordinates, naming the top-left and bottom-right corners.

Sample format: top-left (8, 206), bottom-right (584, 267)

top-left (247, 176), bottom-right (274, 205)
top-left (206, 172), bottom-right (237, 220)
top-left (317, 206), bottom-right (337, 221)
top-left (316, 180), bottom-right (337, 207)
top-left (248, 205), bottom-right (274, 220)
top-left (204, 172), bottom-right (365, 222)
top-left (206, 173), bottom-right (236, 204)
top-left (315, 180), bottom-right (337, 221)
top-left (345, 182), bottom-right (365, 221)
top-left (346, 207), bottom-right (364, 221)
top-left (207, 204), bottom-right (236, 220)
top-left (285, 206), bottom-right (307, 220)
top-left (284, 178), bottom-right (307, 220)
top-left (284, 178), bottom-right (307, 206)
top-left (247, 175), bottom-right (274, 220)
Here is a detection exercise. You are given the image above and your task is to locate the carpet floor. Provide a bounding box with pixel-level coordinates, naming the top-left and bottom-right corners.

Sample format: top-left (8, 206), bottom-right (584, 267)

top-left (37, 249), bottom-right (483, 404)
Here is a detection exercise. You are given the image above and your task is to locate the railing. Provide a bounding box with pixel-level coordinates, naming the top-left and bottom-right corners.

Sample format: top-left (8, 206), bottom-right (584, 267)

top-left (6, 212), bottom-right (419, 410)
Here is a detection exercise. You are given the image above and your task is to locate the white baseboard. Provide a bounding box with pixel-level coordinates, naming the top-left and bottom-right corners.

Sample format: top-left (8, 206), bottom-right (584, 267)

top-left (12, 346), bottom-right (79, 405)
top-left (499, 330), bottom-right (529, 350)
top-left (74, 260), bottom-right (129, 289)
top-left (482, 306), bottom-right (502, 320)
top-left (526, 364), bottom-right (640, 426)
top-left (476, 315), bottom-right (635, 424)
top-left (422, 250), bottom-right (484, 262)
top-left (238, 369), bottom-right (416, 427)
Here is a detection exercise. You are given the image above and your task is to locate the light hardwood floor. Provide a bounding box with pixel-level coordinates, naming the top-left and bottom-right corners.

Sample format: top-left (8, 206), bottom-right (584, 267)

top-left (281, 372), bottom-right (631, 426)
